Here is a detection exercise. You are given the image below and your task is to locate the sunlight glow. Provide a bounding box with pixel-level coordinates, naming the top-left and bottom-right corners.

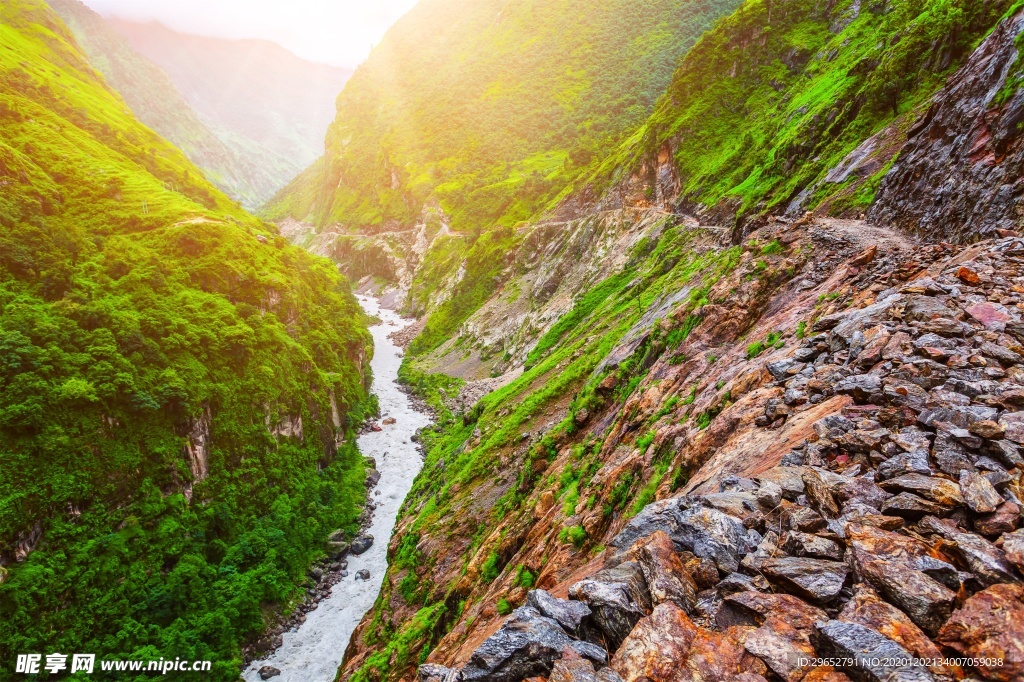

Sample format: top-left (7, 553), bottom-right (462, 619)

top-left (80, 0), bottom-right (422, 67)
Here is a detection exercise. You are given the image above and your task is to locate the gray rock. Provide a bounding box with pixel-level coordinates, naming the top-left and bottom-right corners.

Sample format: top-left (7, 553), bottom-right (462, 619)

top-left (782, 531), bottom-right (845, 560)
top-left (355, 569), bottom-right (370, 581)
top-left (460, 607), bottom-right (607, 682)
top-left (879, 474), bottom-right (964, 508)
top-left (881, 492), bottom-right (946, 520)
top-left (835, 374), bottom-right (882, 402)
top-left (350, 534), bottom-right (374, 555)
top-left (258, 667), bottom-right (281, 680)
top-left (1000, 411), bottom-right (1024, 444)
top-left (419, 664), bottom-right (460, 682)
top-left (568, 562), bottom-right (651, 650)
top-left (526, 589), bottom-right (592, 633)
top-left (814, 620), bottom-right (936, 682)
top-left (596, 668), bottom-right (624, 682)
top-left (919, 516), bottom-right (1021, 586)
top-left (931, 432), bottom-right (977, 477)
top-left (877, 450), bottom-right (932, 481)
top-left (761, 556), bottom-right (849, 602)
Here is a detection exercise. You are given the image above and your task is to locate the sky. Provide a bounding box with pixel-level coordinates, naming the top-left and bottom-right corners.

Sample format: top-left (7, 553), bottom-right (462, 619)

top-left (80, 0), bottom-right (421, 68)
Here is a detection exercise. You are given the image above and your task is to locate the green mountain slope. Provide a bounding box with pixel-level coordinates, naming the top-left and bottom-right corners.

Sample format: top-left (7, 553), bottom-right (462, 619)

top-left (577, 0), bottom-right (1014, 230)
top-left (45, 0), bottom-right (290, 209)
top-left (266, 0), bottom-right (742, 233)
top-left (0, 1), bottom-right (370, 676)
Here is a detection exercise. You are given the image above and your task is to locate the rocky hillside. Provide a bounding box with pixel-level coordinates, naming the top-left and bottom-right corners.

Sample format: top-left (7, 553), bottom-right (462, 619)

top-left (315, 2), bottom-right (1024, 682)
top-left (0, 1), bottom-right (371, 676)
top-left (46, 0), bottom-right (288, 209)
top-left (109, 17), bottom-right (351, 202)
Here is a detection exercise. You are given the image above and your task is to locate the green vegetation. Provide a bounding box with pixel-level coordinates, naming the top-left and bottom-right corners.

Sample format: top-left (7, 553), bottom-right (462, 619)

top-left (267, 0), bottom-right (741, 233)
top-left (579, 0), bottom-right (1014, 224)
top-left (0, 2), bottom-right (370, 677)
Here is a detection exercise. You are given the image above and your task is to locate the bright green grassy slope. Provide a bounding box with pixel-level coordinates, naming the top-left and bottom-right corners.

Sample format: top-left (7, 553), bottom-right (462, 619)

top-left (574, 0), bottom-right (1014, 225)
top-left (0, 1), bottom-right (371, 677)
top-left (265, 0), bottom-right (742, 233)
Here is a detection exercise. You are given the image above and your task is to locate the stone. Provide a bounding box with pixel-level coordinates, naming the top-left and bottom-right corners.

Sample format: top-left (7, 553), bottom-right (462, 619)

top-left (955, 266), bottom-right (980, 284)
top-left (974, 501), bottom-right (1020, 536)
top-left (838, 586), bottom-right (957, 681)
top-left (965, 302), bottom-right (1011, 331)
top-left (634, 531), bottom-right (697, 614)
top-left (761, 557), bottom-right (849, 603)
top-left (610, 603), bottom-right (753, 682)
top-left (803, 469), bottom-right (841, 519)
top-left (355, 569), bottom-right (370, 581)
top-left (969, 419), bottom-right (1005, 439)
top-left (881, 493), bottom-right (947, 520)
top-left (846, 523), bottom-right (957, 635)
top-left (596, 669), bottom-right (624, 682)
top-left (990, 439), bottom-right (1024, 468)
top-left (901, 296), bottom-right (957, 324)
top-left (877, 450), bottom-right (933, 481)
top-left (879, 474), bottom-right (964, 508)
top-left (350, 534), bottom-right (374, 555)
top-left (1003, 529), bottom-right (1024, 572)
top-left (931, 433), bottom-right (977, 477)
top-left (460, 607), bottom-right (607, 682)
top-left (716, 572), bottom-right (770, 595)
top-left (980, 341), bottom-right (1024, 366)
top-left (258, 667), bottom-right (282, 680)
top-left (834, 374), bottom-right (882, 402)
top-left (569, 562), bottom-right (652, 650)
top-left (526, 590), bottom-right (592, 634)
top-left (418, 665), bottom-right (459, 682)
top-left (959, 470), bottom-right (1003, 513)
top-left (938, 583), bottom-right (1024, 682)
top-left (549, 648), bottom-right (599, 682)
top-left (782, 531), bottom-right (845, 561)
top-left (785, 505), bottom-right (827, 532)
top-left (836, 476), bottom-right (891, 511)
top-left (813, 620), bottom-right (936, 682)
top-left (919, 516), bottom-right (1021, 586)
top-left (999, 412), bottom-right (1024, 444)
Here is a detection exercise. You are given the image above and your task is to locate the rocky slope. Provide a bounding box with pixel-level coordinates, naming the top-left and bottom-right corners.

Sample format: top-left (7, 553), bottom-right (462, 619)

top-left (319, 4), bottom-right (1024, 682)
top-left (46, 0), bottom-right (287, 208)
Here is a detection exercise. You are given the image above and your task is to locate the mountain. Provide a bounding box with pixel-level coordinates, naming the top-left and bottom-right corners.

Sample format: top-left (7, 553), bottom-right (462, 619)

top-left (0, 0), bottom-right (370, 675)
top-left (45, 0), bottom-right (286, 209)
top-left (267, 0), bottom-right (741, 235)
top-left (291, 0), bottom-right (1024, 680)
top-left (108, 18), bottom-right (351, 189)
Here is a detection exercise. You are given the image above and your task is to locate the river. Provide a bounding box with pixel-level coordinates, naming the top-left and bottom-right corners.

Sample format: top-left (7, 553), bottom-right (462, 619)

top-left (244, 295), bottom-right (432, 682)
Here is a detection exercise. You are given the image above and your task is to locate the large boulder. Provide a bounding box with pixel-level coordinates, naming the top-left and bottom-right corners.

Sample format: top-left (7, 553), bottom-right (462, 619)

top-left (633, 531), bottom-right (697, 614)
top-left (526, 590), bottom-right (592, 635)
top-left (761, 557), bottom-right (849, 603)
top-left (569, 562), bottom-right (652, 651)
top-left (813, 620), bottom-right (936, 682)
top-left (938, 583), bottom-right (1024, 682)
top-left (460, 607), bottom-right (607, 682)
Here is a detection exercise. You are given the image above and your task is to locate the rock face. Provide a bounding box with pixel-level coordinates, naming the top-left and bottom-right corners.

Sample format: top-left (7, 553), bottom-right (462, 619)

top-left (869, 12), bottom-right (1024, 241)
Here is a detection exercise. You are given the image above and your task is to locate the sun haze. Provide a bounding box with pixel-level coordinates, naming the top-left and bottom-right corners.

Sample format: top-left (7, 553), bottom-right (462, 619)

top-left (79, 0), bottom-right (421, 67)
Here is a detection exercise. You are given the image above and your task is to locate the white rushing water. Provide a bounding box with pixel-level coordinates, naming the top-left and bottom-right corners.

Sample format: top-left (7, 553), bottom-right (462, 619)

top-left (244, 295), bottom-right (432, 682)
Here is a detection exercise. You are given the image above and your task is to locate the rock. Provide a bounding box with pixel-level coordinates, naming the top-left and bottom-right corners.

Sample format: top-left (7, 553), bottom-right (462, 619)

top-left (1002, 529), bottom-right (1024, 572)
top-left (938, 583), bottom-right (1024, 682)
top-left (781, 531), bottom-right (845, 560)
top-left (716, 572), bottom-right (770, 595)
top-left (813, 620), bottom-right (936, 682)
top-left (803, 469), bottom-right (841, 519)
top-left (419, 664), bottom-right (459, 682)
top-left (258, 667), bottom-right (282, 680)
top-left (918, 516), bottom-right (1021, 586)
top-left (610, 603), bottom-right (753, 682)
top-left (549, 648), bottom-right (599, 682)
top-left (955, 266), bottom-right (980, 284)
top-left (835, 374), bottom-right (882, 402)
top-left (366, 469), bottom-right (382, 487)
top-left (569, 562), bottom-right (652, 650)
top-left (382, 417), bottom-right (397, 425)
top-left (717, 591), bottom-right (826, 630)
top-left (839, 586), bottom-right (957, 681)
top-left (350, 534), bottom-right (374, 555)
top-left (596, 668), bottom-right (624, 682)
top-left (990, 439), bottom-right (1024, 468)
top-left (785, 505), bottom-right (827, 532)
top-left (526, 590), bottom-right (592, 634)
top-left (965, 302), bottom-right (1011, 332)
top-left (877, 450), bottom-right (933, 481)
top-left (999, 412), bottom-right (1024, 445)
top-left (980, 342), bottom-right (1024, 366)
top-left (761, 557), bottom-right (849, 603)
top-left (326, 541), bottom-right (349, 558)
top-left (461, 607), bottom-right (607, 682)
top-left (846, 523), bottom-right (957, 635)
top-left (879, 474), bottom-right (964, 508)
top-left (969, 420), bottom-right (1005, 439)
top-left (881, 493), bottom-right (947, 520)
top-left (931, 433), bottom-right (978, 477)
top-left (974, 501), bottom-right (1020, 536)
top-left (355, 569), bottom-right (370, 581)
top-left (634, 531), bottom-right (697, 613)
top-left (959, 470), bottom-right (1003, 513)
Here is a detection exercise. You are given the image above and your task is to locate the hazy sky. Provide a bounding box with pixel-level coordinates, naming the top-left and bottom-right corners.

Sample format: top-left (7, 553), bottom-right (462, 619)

top-left (80, 0), bottom-right (421, 67)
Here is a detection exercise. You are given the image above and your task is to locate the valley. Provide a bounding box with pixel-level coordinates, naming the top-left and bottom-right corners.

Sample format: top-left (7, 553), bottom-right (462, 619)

top-left (2, 0), bottom-right (1024, 681)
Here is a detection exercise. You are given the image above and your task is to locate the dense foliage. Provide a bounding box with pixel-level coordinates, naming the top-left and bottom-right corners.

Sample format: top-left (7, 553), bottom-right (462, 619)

top-left (266, 0), bottom-right (741, 233)
top-left (578, 0), bottom-right (1015, 223)
top-left (0, 2), bottom-right (371, 677)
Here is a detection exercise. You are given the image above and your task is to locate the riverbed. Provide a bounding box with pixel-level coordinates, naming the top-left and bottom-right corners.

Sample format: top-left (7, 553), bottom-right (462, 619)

top-left (244, 295), bottom-right (431, 682)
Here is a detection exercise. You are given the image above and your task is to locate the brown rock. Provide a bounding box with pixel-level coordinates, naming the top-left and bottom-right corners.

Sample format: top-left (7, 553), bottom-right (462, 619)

top-left (717, 591), bottom-right (827, 631)
top-left (879, 474), bottom-right (965, 508)
top-left (839, 585), bottom-right (960, 681)
top-left (611, 603), bottom-right (754, 682)
top-left (802, 668), bottom-right (852, 682)
top-left (999, 412), bottom-right (1024, 445)
top-left (919, 516), bottom-right (1021, 586)
top-left (969, 420), bottom-right (1005, 439)
top-left (536, 491), bottom-right (556, 518)
top-left (938, 583), bottom-right (1024, 682)
top-left (1003, 529), bottom-right (1024, 572)
top-left (959, 470), bottom-right (1003, 514)
top-left (549, 648), bottom-right (599, 682)
top-left (956, 266), bottom-right (981, 285)
top-left (975, 501), bottom-right (1020, 537)
top-left (803, 469), bottom-right (841, 519)
top-left (634, 531), bottom-right (698, 614)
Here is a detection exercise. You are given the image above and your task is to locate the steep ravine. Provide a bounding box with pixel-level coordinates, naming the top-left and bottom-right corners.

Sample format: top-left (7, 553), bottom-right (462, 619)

top-left (243, 296), bottom-right (432, 682)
